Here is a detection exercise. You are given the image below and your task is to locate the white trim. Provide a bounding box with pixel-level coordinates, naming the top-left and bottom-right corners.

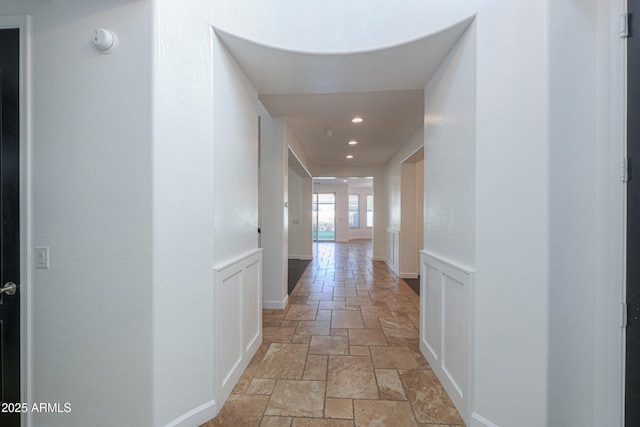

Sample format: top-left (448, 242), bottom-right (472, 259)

top-left (287, 145), bottom-right (312, 178)
top-left (299, 255), bottom-right (313, 261)
top-left (612, 0), bottom-right (627, 425)
top-left (263, 294), bottom-right (289, 310)
top-left (470, 412), bottom-right (499, 427)
top-left (371, 256), bottom-right (385, 262)
top-left (164, 400), bottom-right (218, 427)
top-left (213, 248), bottom-right (263, 272)
top-left (0, 14), bottom-right (33, 427)
top-left (420, 251), bottom-right (475, 425)
top-left (399, 272), bottom-right (419, 279)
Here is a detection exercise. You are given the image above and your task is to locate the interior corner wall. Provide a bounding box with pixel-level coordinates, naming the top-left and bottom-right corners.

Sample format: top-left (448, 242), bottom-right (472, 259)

top-left (260, 113), bottom-right (288, 307)
top-left (1, 1), bottom-right (154, 426)
top-left (383, 126), bottom-right (423, 274)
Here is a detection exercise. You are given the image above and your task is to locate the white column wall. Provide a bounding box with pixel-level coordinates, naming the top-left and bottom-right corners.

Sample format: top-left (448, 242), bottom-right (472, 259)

top-left (473, 2), bottom-right (549, 423)
top-left (288, 168), bottom-right (302, 258)
top-left (547, 1), bottom-right (623, 426)
top-left (1, 1), bottom-right (154, 426)
top-left (383, 127), bottom-right (423, 275)
top-left (422, 22), bottom-right (476, 423)
top-left (300, 177), bottom-right (314, 260)
top-left (259, 114), bottom-right (288, 308)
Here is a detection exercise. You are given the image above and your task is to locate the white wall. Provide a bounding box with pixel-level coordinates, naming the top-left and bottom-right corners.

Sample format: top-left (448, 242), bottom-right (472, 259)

top-left (288, 168), bottom-right (302, 258)
top-left (547, 1), bottom-right (623, 426)
top-left (259, 113), bottom-right (288, 308)
top-left (5, 1), bottom-right (623, 426)
top-left (383, 127), bottom-right (424, 276)
top-left (416, 159), bottom-right (424, 267)
top-left (2, 1), bottom-right (154, 426)
top-left (152, 0), bottom-right (221, 425)
top-left (421, 21), bottom-right (476, 423)
top-left (300, 177), bottom-right (313, 260)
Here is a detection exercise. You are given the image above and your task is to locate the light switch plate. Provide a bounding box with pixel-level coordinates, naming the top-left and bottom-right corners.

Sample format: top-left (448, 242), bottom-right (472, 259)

top-left (36, 247), bottom-right (49, 269)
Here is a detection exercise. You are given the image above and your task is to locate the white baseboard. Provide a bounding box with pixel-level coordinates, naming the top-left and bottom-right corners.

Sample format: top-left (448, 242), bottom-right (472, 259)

top-left (399, 272), bottom-right (419, 279)
top-left (263, 294), bottom-right (289, 310)
top-left (371, 256), bottom-right (385, 261)
top-left (470, 412), bottom-right (499, 427)
top-left (336, 239), bottom-right (349, 243)
top-left (299, 255), bottom-right (312, 261)
top-left (288, 255), bottom-right (301, 260)
top-left (165, 399), bottom-right (218, 427)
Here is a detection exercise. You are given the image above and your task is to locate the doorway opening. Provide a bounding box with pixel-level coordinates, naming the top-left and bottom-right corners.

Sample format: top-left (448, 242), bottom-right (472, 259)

top-left (313, 193), bottom-right (336, 241)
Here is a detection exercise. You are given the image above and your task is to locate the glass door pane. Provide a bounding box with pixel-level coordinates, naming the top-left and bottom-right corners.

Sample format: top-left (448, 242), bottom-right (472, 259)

top-left (313, 193), bottom-right (335, 241)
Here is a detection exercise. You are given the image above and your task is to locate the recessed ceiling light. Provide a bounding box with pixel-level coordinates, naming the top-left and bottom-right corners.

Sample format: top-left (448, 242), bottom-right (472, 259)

top-left (348, 140), bottom-right (358, 145)
top-left (352, 117), bottom-right (364, 123)
top-left (346, 155), bottom-right (354, 159)
top-left (343, 179), bottom-right (348, 183)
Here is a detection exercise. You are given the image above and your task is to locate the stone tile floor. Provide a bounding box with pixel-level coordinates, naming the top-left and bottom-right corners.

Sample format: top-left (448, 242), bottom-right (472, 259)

top-left (201, 241), bottom-right (465, 427)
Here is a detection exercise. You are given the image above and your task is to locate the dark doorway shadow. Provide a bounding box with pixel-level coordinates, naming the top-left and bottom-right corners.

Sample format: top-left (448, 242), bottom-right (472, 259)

top-left (402, 277), bottom-right (420, 296)
top-left (288, 259), bottom-right (311, 295)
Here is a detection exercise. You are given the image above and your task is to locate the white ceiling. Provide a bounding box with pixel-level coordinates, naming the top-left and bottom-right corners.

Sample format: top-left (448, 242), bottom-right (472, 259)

top-left (215, 18), bottom-right (472, 171)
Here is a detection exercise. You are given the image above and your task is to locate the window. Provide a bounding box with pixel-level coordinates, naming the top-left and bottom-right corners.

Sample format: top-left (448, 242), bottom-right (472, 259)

top-left (366, 194), bottom-right (373, 227)
top-left (348, 194), bottom-right (360, 228)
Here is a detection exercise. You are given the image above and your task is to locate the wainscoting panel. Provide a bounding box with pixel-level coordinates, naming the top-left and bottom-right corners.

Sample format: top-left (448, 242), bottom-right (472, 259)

top-left (420, 250), bottom-right (474, 424)
top-left (213, 249), bottom-right (263, 410)
top-left (386, 228), bottom-right (400, 275)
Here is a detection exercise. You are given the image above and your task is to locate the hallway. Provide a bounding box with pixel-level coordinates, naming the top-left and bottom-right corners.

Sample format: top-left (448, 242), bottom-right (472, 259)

top-left (202, 241), bottom-right (465, 427)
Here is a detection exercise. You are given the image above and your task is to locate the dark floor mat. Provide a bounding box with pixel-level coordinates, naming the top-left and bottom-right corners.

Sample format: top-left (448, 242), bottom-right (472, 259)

top-left (402, 277), bottom-right (420, 296)
top-left (288, 259), bottom-right (311, 295)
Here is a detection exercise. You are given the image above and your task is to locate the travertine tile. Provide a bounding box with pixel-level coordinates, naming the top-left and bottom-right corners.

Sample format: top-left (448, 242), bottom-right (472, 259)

top-left (360, 305), bottom-right (393, 318)
top-left (266, 380), bottom-right (326, 417)
top-left (286, 304), bottom-right (318, 321)
top-left (303, 354), bottom-right (328, 380)
top-left (326, 356), bottom-right (379, 399)
top-left (370, 346), bottom-right (419, 369)
top-left (331, 310), bottom-right (365, 329)
top-left (319, 300), bottom-right (347, 310)
top-left (325, 398), bottom-right (353, 419)
top-left (291, 419), bottom-right (354, 427)
top-left (247, 378), bottom-right (277, 395)
top-left (260, 416), bottom-right (292, 427)
top-left (209, 394), bottom-right (269, 426)
top-left (348, 329), bottom-right (387, 346)
top-left (399, 370), bottom-right (465, 425)
top-left (254, 344), bottom-right (308, 379)
top-left (296, 321), bottom-right (331, 336)
top-left (333, 287), bottom-right (358, 297)
top-left (353, 400), bottom-right (418, 427)
top-left (309, 336), bottom-right (349, 355)
top-left (375, 369), bottom-right (407, 400)
top-left (349, 346), bottom-right (370, 356)
top-left (263, 327), bottom-right (296, 343)
top-left (379, 316), bottom-right (419, 338)
top-left (316, 310), bottom-right (332, 322)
